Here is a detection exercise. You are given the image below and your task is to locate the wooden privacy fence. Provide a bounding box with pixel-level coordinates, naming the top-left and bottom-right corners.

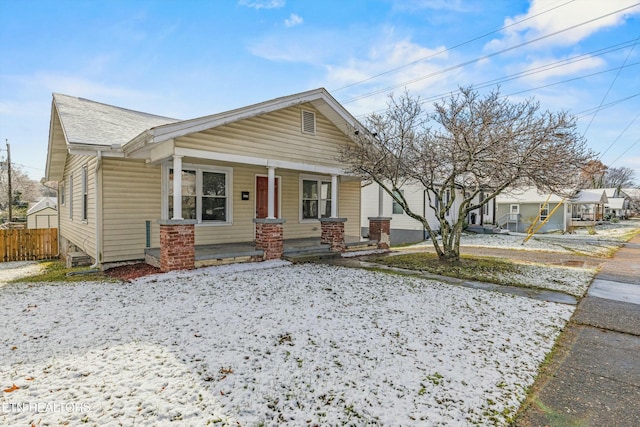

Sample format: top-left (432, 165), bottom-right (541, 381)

top-left (0, 228), bottom-right (59, 262)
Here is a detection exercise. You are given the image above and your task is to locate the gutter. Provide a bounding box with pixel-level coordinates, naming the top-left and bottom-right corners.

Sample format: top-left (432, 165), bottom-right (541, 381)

top-left (91, 151), bottom-right (103, 269)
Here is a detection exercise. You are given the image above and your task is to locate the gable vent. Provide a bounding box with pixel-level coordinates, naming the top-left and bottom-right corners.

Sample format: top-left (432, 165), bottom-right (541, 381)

top-left (301, 110), bottom-right (316, 134)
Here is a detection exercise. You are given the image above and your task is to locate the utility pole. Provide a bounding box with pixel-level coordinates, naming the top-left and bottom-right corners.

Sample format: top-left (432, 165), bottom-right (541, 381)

top-left (6, 140), bottom-right (11, 223)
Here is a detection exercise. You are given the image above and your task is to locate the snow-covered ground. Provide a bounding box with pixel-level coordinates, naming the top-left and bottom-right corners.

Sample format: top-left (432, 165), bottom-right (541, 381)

top-left (405, 228), bottom-right (627, 257)
top-left (0, 261), bottom-right (573, 426)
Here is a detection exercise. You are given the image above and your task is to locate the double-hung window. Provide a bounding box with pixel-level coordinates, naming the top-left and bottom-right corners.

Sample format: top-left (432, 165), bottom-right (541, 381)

top-left (81, 166), bottom-right (88, 222)
top-left (166, 165), bottom-right (231, 224)
top-left (60, 182), bottom-right (65, 206)
top-left (69, 174), bottom-right (74, 220)
top-left (539, 204), bottom-right (549, 220)
top-left (392, 190), bottom-right (404, 214)
top-left (301, 177), bottom-right (331, 220)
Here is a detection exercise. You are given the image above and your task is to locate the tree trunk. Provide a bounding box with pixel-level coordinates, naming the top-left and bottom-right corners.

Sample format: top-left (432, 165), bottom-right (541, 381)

top-left (438, 243), bottom-right (460, 262)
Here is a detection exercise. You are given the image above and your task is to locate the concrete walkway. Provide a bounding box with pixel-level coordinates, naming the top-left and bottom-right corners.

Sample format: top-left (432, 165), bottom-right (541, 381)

top-left (515, 234), bottom-right (640, 426)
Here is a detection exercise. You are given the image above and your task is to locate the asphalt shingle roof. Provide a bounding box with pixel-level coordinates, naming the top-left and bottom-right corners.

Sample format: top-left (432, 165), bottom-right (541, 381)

top-left (53, 94), bottom-right (178, 147)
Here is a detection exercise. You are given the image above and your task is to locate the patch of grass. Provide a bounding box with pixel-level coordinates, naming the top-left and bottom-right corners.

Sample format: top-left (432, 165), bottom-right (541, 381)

top-left (9, 260), bottom-right (112, 283)
top-left (371, 253), bottom-right (519, 284)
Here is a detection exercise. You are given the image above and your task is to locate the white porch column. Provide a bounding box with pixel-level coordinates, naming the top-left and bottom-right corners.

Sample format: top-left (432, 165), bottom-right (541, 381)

top-left (267, 166), bottom-right (276, 219)
top-left (331, 175), bottom-right (338, 218)
top-left (378, 184), bottom-right (384, 217)
top-left (172, 155), bottom-right (183, 220)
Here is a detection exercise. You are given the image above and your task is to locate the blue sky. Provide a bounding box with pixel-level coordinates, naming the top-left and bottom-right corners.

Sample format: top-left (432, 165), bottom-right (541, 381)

top-left (1, 0), bottom-right (639, 184)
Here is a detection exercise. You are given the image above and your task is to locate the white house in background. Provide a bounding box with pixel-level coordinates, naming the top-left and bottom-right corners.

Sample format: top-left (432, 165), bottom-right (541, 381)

top-left (605, 197), bottom-right (629, 219)
top-left (621, 188), bottom-right (640, 215)
top-left (26, 197), bottom-right (58, 229)
top-left (495, 187), bottom-right (608, 233)
top-left (360, 182), bottom-right (495, 245)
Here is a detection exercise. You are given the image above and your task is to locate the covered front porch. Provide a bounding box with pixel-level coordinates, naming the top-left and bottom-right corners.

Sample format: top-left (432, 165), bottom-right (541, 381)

top-left (144, 236), bottom-right (377, 268)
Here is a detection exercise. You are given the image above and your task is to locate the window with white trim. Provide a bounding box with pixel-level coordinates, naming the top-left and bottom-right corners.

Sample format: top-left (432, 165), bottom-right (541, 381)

top-left (444, 189), bottom-right (451, 216)
top-left (392, 190), bottom-right (404, 214)
top-left (539, 204), bottom-right (549, 220)
top-left (69, 174), bottom-right (74, 219)
top-left (60, 182), bottom-right (65, 206)
top-left (81, 166), bottom-right (88, 221)
top-left (301, 177), bottom-right (331, 220)
top-left (166, 165), bottom-right (232, 224)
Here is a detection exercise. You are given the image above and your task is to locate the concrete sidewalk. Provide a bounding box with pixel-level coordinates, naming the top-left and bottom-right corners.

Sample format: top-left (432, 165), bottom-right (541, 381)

top-left (515, 234), bottom-right (640, 426)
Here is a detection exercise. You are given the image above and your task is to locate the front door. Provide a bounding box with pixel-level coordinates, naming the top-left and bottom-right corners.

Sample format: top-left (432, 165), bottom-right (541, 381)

top-left (509, 204), bottom-right (519, 221)
top-left (256, 176), bottom-right (279, 218)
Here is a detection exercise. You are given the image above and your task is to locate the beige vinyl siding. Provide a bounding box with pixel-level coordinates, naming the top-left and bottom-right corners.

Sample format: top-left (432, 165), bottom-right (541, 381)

top-left (102, 158), bottom-right (162, 263)
top-left (338, 179), bottom-right (361, 238)
top-left (175, 104), bottom-right (350, 169)
top-left (59, 154), bottom-right (96, 259)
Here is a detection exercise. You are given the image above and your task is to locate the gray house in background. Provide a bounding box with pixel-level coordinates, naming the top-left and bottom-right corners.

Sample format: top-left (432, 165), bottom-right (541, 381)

top-left (496, 187), bottom-right (608, 234)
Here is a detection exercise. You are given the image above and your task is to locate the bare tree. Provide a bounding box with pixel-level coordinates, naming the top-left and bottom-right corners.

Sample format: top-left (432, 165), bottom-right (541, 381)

top-left (579, 160), bottom-right (608, 188)
top-left (0, 163), bottom-right (43, 211)
top-left (603, 166), bottom-right (636, 189)
top-left (341, 87), bottom-right (595, 262)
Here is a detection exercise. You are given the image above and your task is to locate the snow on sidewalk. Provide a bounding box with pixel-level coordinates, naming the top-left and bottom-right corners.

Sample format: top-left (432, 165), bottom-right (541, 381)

top-left (1, 261), bottom-right (573, 425)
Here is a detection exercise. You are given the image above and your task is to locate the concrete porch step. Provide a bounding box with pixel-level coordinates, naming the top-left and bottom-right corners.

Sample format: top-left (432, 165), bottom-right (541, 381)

top-left (345, 239), bottom-right (378, 251)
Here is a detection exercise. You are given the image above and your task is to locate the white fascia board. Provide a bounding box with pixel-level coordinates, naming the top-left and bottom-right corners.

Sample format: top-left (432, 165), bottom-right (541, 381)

top-left (68, 147), bottom-right (125, 158)
top-left (174, 147), bottom-right (348, 176)
top-left (148, 140), bottom-right (176, 164)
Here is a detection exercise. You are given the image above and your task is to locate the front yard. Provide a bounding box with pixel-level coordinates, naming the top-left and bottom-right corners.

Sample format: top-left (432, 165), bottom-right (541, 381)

top-left (1, 261), bottom-right (572, 426)
top-left (4, 222), bottom-right (637, 425)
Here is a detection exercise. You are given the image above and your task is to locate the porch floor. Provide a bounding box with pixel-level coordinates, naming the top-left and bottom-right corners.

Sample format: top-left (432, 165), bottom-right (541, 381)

top-left (144, 236), bottom-right (375, 267)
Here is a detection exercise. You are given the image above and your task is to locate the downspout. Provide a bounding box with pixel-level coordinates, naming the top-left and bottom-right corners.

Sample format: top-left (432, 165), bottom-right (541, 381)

top-left (91, 151), bottom-right (103, 269)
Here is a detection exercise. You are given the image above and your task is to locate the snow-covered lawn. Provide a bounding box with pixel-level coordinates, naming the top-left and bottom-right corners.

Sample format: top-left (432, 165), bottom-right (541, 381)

top-left (1, 261), bottom-right (573, 426)
top-left (487, 263), bottom-right (595, 297)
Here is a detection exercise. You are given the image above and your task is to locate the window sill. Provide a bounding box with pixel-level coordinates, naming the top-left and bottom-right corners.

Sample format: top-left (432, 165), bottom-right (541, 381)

top-left (195, 221), bottom-right (233, 227)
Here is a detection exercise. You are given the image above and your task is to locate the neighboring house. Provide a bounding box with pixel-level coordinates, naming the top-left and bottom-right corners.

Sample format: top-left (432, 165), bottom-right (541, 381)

top-left (605, 197), bottom-right (629, 219)
top-left (496, 187), bottom-right (608, 233)
top-left (360, 182), bottom-right (495, 245)
top-left (26, 197), bottom-right (58, 229)
top-left (45, 89), bottom-right (364, 270)
top-left (621, 188), bottom-right (640, 216)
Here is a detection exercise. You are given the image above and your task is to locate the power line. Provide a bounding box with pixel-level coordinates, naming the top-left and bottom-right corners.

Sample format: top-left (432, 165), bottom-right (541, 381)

top-left (582, 34), bottom-right (640, 136)
top-left (331, 0), bottom-right (577, 93)
top-left (599, 112), bottom-right (640, 159)
top-left (607, 137), bottom-right (640, 167)
top-left (576, 94), bottom-right (640, 118)
top-left (339, 2), bottom-right (640, 105)
top-left (505, 62), bottom-right (640, 98)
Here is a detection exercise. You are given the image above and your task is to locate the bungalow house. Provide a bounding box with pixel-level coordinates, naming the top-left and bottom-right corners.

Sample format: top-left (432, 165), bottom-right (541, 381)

top-left (495, 187), bottom-right (608, 233)
top-left (360, 182), bottom-right (495, 245)
top-left (45, 88), bottom-right (371, 271)
top-left (26, 197), bottom-right (58, 229)
top-left (599, 188), bottom-right (630, 219)
top-left (621, 188), bottom-right (640, 215)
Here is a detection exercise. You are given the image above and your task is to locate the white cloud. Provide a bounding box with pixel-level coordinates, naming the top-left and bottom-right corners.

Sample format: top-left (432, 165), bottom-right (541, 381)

top-left (284, 13), bottom-right (303, 27)
top-left (238, 0), bottom-right (285, 10)
top-left (486, 0), bottom-right (640, 52)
